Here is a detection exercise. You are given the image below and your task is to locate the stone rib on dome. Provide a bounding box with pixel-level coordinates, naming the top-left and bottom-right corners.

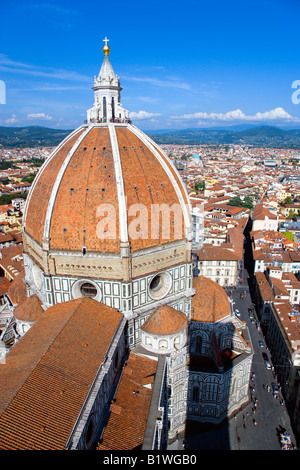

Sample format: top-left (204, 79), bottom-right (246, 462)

top-left (191, 276), bottom-right (231, 323)
top-left (23, 123), bottom-right (191, 254)
top-left (141, 304), bottom-right (188, 336)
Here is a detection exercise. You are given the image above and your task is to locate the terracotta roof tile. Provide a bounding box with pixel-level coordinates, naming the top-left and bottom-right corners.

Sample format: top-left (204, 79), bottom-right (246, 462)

top-left (13, 294), bottom-right (44, 322)
top-left (25, 128), bottom-right (85, 245)
top-left (7, 269), bottom-right (27, 305)
top-left (24, 124), bottom-right (188, 254)
top-left (197, 244), bottom-right (240, 261)
top-left (141, 304), bottom-right (188, 336)
top-left (97, 353), bottom-right (157, 450)
top-left (0, 277), bottom-right (11, 297)
top-left (0, 297), bottom-right (123, 450)
top-left (191, 276), bottom-right (231, 322)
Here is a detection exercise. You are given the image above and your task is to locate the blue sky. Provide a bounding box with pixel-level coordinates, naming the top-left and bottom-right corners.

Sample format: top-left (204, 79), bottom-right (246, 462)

top-left (1, 0), bottom-right (300, 131)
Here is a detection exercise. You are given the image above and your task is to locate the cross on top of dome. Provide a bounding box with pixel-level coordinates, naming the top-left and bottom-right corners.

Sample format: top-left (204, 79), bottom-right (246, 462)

top-left (103, 37), bottom-right (110, 56)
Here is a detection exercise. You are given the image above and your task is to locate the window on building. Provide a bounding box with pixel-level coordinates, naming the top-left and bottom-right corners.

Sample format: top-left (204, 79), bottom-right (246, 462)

top-left (195, 335), bottom-right (202, 353)
top-left (111, 96), bottom-right (115, 120)
top-left (80, 282), bottom-right (98, 298)
top-left (159, 339), bottom-right (168, 350)
top-left (103, 96), bottom-right (107, 121)
top-left (192, 386), bottom-right (199, 402)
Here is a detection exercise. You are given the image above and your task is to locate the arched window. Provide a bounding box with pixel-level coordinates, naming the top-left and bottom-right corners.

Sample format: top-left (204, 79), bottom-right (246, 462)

top-left (192, 386), bottom-right (199, 402)
top-left (103, 97), bottom-right (107, 122)
top-left (111, 97), bottom-right (115, 120)
top-left (195, 335), bottom-right (202, 354)
top-left (174, 336), bottom-right (181, 348)
top-left (232, 378), bottom-right (237, 395)
top-left (159, 339), bottom-right (168, 350)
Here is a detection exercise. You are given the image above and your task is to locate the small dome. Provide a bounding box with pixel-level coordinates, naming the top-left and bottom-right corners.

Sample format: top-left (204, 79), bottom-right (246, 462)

top-left (13, 294), bottom-right (44, 323)
top-left (7, 270), bottom-right (27, 305)
top-left (141, 304), bottom-right (188, 336)
top-left (191, 276), bottom-right (231, 322)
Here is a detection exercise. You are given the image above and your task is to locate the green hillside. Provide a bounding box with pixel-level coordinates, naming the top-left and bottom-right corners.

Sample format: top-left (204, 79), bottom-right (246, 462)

top-left (0, 126), bottom-right (73, 148)
top-left (1, 125), bottom-right (300, 149)
top-left (147, 126), bottom-right (300, 148)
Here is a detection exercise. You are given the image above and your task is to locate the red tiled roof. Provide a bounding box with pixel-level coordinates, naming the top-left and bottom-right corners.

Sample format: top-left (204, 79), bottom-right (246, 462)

top-left (253, 204), bottom-right (277, 220)
top-left (0, 277), bottom-right (11, 297)
top-left (191, 276), bottom-right (231, 322)
top-left (97, 353), bottom-right (157, 450)
top-left (141, 304), bottom-right (188, 336)
top-left (197, 244), bottom-right (240, 261)
top-left (0, 297), bottom-right (123, 450)
top-left (7, 269), bottom-right (27, 305)
top-left (13, 294), bottom-right (44, 322)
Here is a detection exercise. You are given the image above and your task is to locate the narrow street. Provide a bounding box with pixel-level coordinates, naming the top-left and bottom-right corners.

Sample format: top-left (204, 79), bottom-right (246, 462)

top-left (170, 241), bottom-right (297, 451)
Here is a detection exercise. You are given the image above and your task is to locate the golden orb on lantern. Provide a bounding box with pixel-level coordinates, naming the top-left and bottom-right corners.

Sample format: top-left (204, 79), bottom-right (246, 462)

top-left (103, 37), bottom-right (110, 56)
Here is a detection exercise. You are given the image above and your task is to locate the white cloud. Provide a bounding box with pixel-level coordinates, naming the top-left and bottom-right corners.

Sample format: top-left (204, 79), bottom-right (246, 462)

top-left (122, 74), bottom-right (191, 91)
top-left (0, 54), bottom-right (90, 83)
top-left (171, 107), bottom-right (300, 122)
top-left (5, 114), bottom-right (18, 124)
top-left (129, 110), bottom-right (161, 120)
top-left (27, 113), bottom-right (53, 120)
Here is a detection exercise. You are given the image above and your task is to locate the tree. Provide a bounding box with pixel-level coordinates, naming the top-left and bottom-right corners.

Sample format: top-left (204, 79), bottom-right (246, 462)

top-left (21, 173), bottom-right (37, 184)
top-left (283, 196), bottom-right (293, 205)
top-left (243, 196), bottom-right (254, 209)
top-left (194, 181), bottom-right (205, 194)
top-left (228, 196), bottom-right (243, 207)
top-left (0, 192), bottom-right (27, 205)
top-left (228, 195), bottom-right (253, 209)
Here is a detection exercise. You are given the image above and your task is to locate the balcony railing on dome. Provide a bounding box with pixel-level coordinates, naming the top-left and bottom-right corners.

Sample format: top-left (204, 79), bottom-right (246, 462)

top-left (84, 117), bottom-right (132, 124)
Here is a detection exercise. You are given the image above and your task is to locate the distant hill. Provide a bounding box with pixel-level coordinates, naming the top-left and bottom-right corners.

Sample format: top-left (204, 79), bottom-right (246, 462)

top-left (147, 125), bottom-right (300, 148)
top-left (0, 126), bottom-right (73, 148)
top-left (1, 125), bottom-right (300, 149)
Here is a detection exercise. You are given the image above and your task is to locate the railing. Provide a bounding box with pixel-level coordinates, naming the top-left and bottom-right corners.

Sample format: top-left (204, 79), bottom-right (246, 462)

top-left (84, 118), bottom-right (132, 124)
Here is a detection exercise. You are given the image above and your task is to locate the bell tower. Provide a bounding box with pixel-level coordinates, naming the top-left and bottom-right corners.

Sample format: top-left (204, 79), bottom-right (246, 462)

top-left (87, 38), bottom-right (129, 123)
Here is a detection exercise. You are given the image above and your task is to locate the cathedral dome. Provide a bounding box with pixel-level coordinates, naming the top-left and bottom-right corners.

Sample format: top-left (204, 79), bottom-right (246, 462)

top-left (21, 40), bottom-right (193, 322)
top-left (23, 123), bottom-right (190, 254)
top-left (191, 276), bottom-right (231, 322)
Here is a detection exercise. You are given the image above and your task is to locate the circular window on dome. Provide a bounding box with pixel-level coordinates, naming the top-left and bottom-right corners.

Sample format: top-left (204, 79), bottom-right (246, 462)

top-left (72, 279), bottom-right (102, 302)
top-left (148, 272), bottom-right (172, 301)
top-left (80, 282), bottom-right (98, 298)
